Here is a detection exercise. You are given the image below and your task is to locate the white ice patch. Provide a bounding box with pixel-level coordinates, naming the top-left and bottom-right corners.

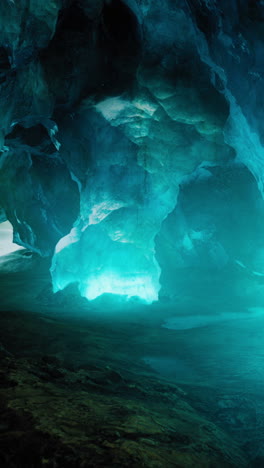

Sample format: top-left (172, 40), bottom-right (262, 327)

top-left (88, 201), bottom-right (126, 225)
top-left (96, 97), bottom-right (131, 121)
top-left (55, 226), bottom-right (80, 254)
top-left (0, 221), bottom-right (24, 256)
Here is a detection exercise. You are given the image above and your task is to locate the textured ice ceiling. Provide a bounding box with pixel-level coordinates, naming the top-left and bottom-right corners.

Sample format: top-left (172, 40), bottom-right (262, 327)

top-left (0, 0), bottom-right (264, 303)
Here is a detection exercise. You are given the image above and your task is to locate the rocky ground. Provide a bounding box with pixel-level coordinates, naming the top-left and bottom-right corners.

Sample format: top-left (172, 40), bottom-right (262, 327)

top-left (0, 348), bottom-right (247, 468)
top-left (0, 251), bottom-right (263, 467)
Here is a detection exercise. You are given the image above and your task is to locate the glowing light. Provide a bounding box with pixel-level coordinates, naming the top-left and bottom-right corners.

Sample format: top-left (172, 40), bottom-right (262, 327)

top-left (51, 225), bottom-right (161, 304)
top-left (80, 271), bottom-right (158, 304)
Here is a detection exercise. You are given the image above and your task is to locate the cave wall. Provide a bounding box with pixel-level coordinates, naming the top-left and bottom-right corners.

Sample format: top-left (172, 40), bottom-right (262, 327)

top-left (0, 0), bottom-right (263, 301)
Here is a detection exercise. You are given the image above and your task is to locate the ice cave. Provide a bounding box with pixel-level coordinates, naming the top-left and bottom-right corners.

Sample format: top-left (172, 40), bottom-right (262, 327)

top-left (1, 1), bottom-right (264, 467)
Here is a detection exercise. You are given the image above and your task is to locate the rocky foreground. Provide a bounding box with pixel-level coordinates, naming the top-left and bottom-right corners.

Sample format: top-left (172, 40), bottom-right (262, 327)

top-left (0, 346), bottom-right (246, 468)
top-left (0, 251), bottom-right (260, 467)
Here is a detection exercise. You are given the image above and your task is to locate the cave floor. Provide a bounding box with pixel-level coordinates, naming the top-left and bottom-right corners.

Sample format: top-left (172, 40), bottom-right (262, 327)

top-left (0, 251), bottom-right (264, 467)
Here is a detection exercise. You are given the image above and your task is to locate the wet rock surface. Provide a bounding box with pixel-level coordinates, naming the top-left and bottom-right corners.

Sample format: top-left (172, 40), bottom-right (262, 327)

top-left (0, 252), bottom-right (255, 467)
top-left (0, 251), bottom-right (264, 468)
top-left (0, 347), bottom-right (247, 468)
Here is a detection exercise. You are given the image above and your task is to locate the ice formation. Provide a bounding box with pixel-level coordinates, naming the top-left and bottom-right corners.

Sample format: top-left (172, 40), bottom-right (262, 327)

top-left (1, 1), bottom-right (264, 304)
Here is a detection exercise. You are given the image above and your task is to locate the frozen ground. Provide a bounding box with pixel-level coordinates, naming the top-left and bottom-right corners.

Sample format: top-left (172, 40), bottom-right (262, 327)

top-left (1, 250), bottom-right (264, 465)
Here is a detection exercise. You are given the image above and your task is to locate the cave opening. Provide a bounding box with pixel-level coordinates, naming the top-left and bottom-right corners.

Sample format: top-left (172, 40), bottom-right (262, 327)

top-left (0, 221), bottom-right (24, 256)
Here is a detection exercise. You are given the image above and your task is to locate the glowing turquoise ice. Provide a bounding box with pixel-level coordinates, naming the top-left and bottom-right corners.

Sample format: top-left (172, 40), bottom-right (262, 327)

top-left (50, 99), bottom-right (183, 305)
top-left (51, 223), bottom-right (161, 304)
top-left (81, 272), bottom-right (158, 303)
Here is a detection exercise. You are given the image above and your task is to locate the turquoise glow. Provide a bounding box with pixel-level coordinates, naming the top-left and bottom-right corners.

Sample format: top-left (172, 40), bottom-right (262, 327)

top-left (51, 223), bottom-right (161, 305)
top-left (80, 271), bottom-right (158, 303)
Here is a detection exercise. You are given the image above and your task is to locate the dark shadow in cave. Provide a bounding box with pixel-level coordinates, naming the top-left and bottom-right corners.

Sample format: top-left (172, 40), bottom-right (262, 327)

top-left (156, 162), bottom-right (264, 310)
top-left (186, 0), bottom-right (219, 37)
top-left (40, 0), bottom-right (141, 112)
top-left (6, 124), bottom-right (54, 155)
top-left (0, 47), bottom-right (11, 71)
top-left (0, 46), bottom-right (12, 84)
